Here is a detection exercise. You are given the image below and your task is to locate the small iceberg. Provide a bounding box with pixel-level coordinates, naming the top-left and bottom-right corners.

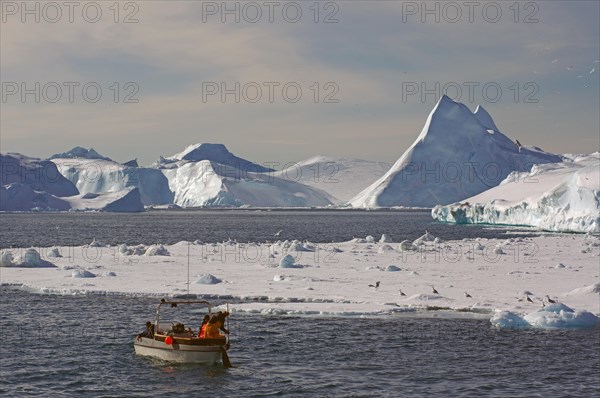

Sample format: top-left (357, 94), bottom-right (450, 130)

top-left (145, 244), bottom-right (170, 256)
top-left (1, 250), bottom-right (15, 267)
top-left (399, 240), bottom-right (416, 251)
top-left (1, 248), bottom-right (55, 268)
top-left (88, 238), bottom-right (104, 248)
top-left (524, 303), bottom-right (600, 329)
top-left (72, 269), bottom-right (97, 278)
top-left (491, 303), bottom-right (600, 329)
top-left (490, 311), bottom-right (529, 329)
top-left (279, 254), bottom-right (303, 268)
top-left (195, 273), bottom-right (222, 284)
top-left (413, 231), bottom-right (436, 246)
top-left (378, 244), bottom-right (395, 253)
top-left (379, 234), bottom-right (393, 243)
top-left (47, 247), bottom-right (62, 258)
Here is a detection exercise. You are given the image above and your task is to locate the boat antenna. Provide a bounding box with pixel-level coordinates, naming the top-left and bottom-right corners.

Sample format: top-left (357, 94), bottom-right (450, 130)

top-left (187, 240), bottom-right (190, 300)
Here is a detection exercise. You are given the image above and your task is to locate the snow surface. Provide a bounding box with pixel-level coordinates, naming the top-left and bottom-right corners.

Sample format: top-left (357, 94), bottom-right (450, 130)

top-left (2, 233), bottom-right (598, 325)
top-left (275, 156), bottom-right (392, 204)
top-left (432, 153), bottom-right (600, 233)
top-left (349, 95), bottom-right (562, 208)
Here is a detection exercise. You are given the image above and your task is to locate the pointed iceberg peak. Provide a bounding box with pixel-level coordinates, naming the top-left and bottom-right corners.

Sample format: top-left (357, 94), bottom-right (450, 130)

top-left (414, 95), bottom-right (479, 143)
top-left (173, 143), bottom-right (232, 162)
top-left (348, 96), bottom-right (561, 208)
top-left (49, 146), bottom-right (111, 161)
top-left (429, 95), bottom-right (476, 121)
top-left (168, 143), bottom-right (275, 172)
top-left (122, 158), bottom-right (139, 168)
top-left (473, 105), bottom-right (500, 132)
top-left (438, 94), bottom-right (457, 105)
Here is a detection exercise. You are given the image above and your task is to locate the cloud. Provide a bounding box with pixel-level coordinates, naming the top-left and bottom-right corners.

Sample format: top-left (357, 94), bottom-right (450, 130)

top-left (1, 1), bottom-right (598, 163)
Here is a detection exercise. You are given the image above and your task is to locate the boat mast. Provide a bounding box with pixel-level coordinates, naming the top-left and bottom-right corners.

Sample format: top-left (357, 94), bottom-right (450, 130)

top-left (187, 241), bottom-right (190, 299)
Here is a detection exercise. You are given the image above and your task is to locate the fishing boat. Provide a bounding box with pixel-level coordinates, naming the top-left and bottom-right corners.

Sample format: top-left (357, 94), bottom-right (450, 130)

top-left (133, 299), bottom-right (232, 366)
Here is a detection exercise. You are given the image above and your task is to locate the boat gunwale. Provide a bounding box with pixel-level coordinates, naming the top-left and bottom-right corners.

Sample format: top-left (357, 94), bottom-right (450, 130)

top-left (152, 333), bottom-right (227, 347)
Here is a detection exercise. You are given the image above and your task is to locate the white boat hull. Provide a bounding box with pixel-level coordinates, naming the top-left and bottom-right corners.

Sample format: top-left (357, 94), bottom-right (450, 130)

top-left (134, 337), bottom-right (223, 364)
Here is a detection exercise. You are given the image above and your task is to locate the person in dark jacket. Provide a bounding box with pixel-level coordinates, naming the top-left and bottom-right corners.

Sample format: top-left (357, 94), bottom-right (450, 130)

top-left (216, 311), bottom-right (230, 335)
top-left (136, 321), bottom-right (154, 341)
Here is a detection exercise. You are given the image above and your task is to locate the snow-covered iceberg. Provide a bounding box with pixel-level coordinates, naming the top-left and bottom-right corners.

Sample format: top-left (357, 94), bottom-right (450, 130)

top-left (1, 153), bottom-right (79, 199)
top-left (159, 148), bottom-right (333, 207)
top-left (275, 155), bottom-right (391, 204)
top-left (0, 183), bottom-right (72, 211)
top-left (432, 153), bottom-right (600, 233)
top-left (50, 144), bottom-right (332, 208)
top-left (51, 150), bottom-right (173, 206)
top-left (1, 153), bottom-right (142, 212)
top-left (349, 95), bottom-right (562, 208)
top-left (165, 143), bottom-right (274, 173)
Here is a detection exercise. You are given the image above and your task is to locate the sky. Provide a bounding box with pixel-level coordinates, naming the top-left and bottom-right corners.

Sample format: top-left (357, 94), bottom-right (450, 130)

top-left (1, 0), bottom-right (599, 166)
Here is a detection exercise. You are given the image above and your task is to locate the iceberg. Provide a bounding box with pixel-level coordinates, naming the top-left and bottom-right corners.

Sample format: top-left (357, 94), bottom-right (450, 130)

top-left (51, 152), bottom-right (173, 206)
top-left (279, 254), bottom-right (303, 268)
top-left (349, 95), bottom-right (561, 208)
top-left (1, 153), bottom-right (78, 198)
top-left (161, 158), bottom-right (333, 208)
top-left (50, 144), bottom-right (332, 208)
top-left (195, 273), bottom-right (222, 284)
top-left (167, 143), bottom-right (274, 173)
top-left (432, 153), bottom-right (600, 233)
top-left (0, 151), bottom-right (145, 212)
top-left (0, 248), bottom-right (55, 268)
top-left (0, 183), bottom-right (72, 211)
top-left (72, 269), bottom-right (97, 278)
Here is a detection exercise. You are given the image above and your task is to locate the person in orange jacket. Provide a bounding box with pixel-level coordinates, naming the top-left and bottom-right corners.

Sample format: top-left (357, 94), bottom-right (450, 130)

top-left (198, 315), bottom-right (210, 338)
top-left (205, 311), bottom-right (230, 338)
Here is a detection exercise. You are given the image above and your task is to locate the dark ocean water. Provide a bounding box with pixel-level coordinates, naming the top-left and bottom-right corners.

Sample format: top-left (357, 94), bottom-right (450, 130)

top-left (1, 287), bottom-right (599, 397)
top-left (0, 209), bottom-right (539, 248)
top-left (3, 211), bottom-right (590, 397)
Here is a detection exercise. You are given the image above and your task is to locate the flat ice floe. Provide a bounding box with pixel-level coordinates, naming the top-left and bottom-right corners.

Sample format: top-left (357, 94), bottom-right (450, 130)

top-left (1, 233), bottom-right (599, 327)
